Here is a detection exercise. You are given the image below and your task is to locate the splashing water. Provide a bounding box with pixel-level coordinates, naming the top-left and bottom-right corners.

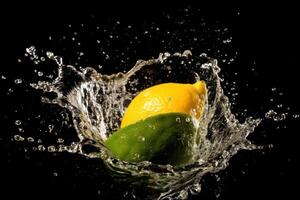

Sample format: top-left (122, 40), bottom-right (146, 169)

top-left (23, 47), bottom-right (264, 199)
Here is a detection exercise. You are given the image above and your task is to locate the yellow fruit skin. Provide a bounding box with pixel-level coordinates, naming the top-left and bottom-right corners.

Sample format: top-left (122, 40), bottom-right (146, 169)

top-left (121, 81), bottom-right (207, 128)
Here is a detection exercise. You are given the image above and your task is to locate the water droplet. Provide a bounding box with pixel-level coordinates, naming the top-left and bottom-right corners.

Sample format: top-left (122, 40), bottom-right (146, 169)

top-left (17, 58), bottom-right (22, 63)
top-left (14, 135), bottom-right (24, 141)
top-left (46, 51), bottom-right (54, 59)
top-left (37, 71), bottom-right (43, 76)
top-left (138, 136), bottom-right (145, 142)
top-left (265, 110), bottom-right (286, 122)
top-left (182, 50), bottom-right (192, 57)
top-left (47, 146), bottom-right (56, 152)
top-left (26, 46), bottom-right (36, 55)
top-left (133, 153), bottom-right (140, 159)
top-left (178, 190), bottom-right (188, 200)
top-left (79, 52), bottom-right (84, 56)
top-left (1, 75), bottom-right (6, 80)
top-left (48, 124), bottom-right (54, 132)
top-left (53, 172), bottom-right (58, 176)
top-left (14, 79), bottom-right (23, 84)
top-left (222, 38), bottom-right (232, 44)
top-left (38, 145), bottom-right (46, 151)
top-left (176, 117), bottom-right (181, 123)
top-left (292, 114), bottom-right (300, 119)
top-left (57, 138), bottom-right (64, 143)
top-left (40, 57), bottom-right (45, 61)
top-left (271, 87), bottom-right (277, 91)
top-left (15, 120), bottom-right (22, 126)
top-left (27, 137), bottom-right (34, 142)
top-left (190, 183), bottom-right (201, 194)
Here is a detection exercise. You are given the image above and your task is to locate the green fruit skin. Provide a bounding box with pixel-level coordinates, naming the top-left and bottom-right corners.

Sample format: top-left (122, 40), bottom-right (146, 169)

top-left (104, 113), bottom-right (196, 167)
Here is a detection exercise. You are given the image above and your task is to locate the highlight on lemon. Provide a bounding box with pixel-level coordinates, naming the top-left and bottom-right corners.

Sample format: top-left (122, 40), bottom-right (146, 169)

top-left (104, 81), bottom-right (207, 166)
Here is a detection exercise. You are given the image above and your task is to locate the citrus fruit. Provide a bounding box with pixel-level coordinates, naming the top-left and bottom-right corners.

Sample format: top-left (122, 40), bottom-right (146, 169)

top-left (105, 113), bottom-right (196, 166)
top-left (121, 81), bottom-right (207, 128)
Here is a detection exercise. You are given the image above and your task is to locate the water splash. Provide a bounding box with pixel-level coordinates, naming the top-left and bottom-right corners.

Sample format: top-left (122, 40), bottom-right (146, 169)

top-left (24, 48), bottom-right (263, 199)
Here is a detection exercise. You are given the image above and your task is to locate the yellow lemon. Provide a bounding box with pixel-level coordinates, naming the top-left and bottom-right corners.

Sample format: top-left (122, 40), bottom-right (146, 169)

top-left (121, 81), bottom-right (207, 128)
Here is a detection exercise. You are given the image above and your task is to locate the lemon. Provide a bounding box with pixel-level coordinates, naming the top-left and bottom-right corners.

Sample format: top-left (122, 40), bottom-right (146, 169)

top-left (121, 81), bottom-right (207, 128)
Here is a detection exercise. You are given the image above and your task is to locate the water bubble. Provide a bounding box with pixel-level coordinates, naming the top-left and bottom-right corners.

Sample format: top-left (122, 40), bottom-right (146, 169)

top-left (15, 120), bottom-right (22, 126)
top-left (271, 87), bottom-right (277, 91)
top-left (53, 172), bottom-right (58, 177)
top-left (37, 139), bottom-right (42, 143)
top-left (48, 36), bottom-right (52, 40)
top-left (17, 58), bottom-right (22, 63)
top-left (37, 71), bottom-right (43, 76)
top-left (40, 57), bottom-right (45, 61)
top-left (14, 79), bottom-right (23, 84)
top-left (1, 75), bottom-right (6, 80)
top-left (14, 135), bottom-right (24, 141)
top-left (27, 137), bottom-right (34, 142)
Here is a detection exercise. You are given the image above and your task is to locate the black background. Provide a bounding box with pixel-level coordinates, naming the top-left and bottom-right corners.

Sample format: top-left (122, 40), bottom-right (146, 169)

top-left (2, 2), bottom-right (299, 200)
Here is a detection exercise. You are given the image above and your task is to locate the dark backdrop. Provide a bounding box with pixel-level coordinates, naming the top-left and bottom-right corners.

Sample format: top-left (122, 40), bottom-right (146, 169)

top-left (2, 2), bottom-right (299, 200)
